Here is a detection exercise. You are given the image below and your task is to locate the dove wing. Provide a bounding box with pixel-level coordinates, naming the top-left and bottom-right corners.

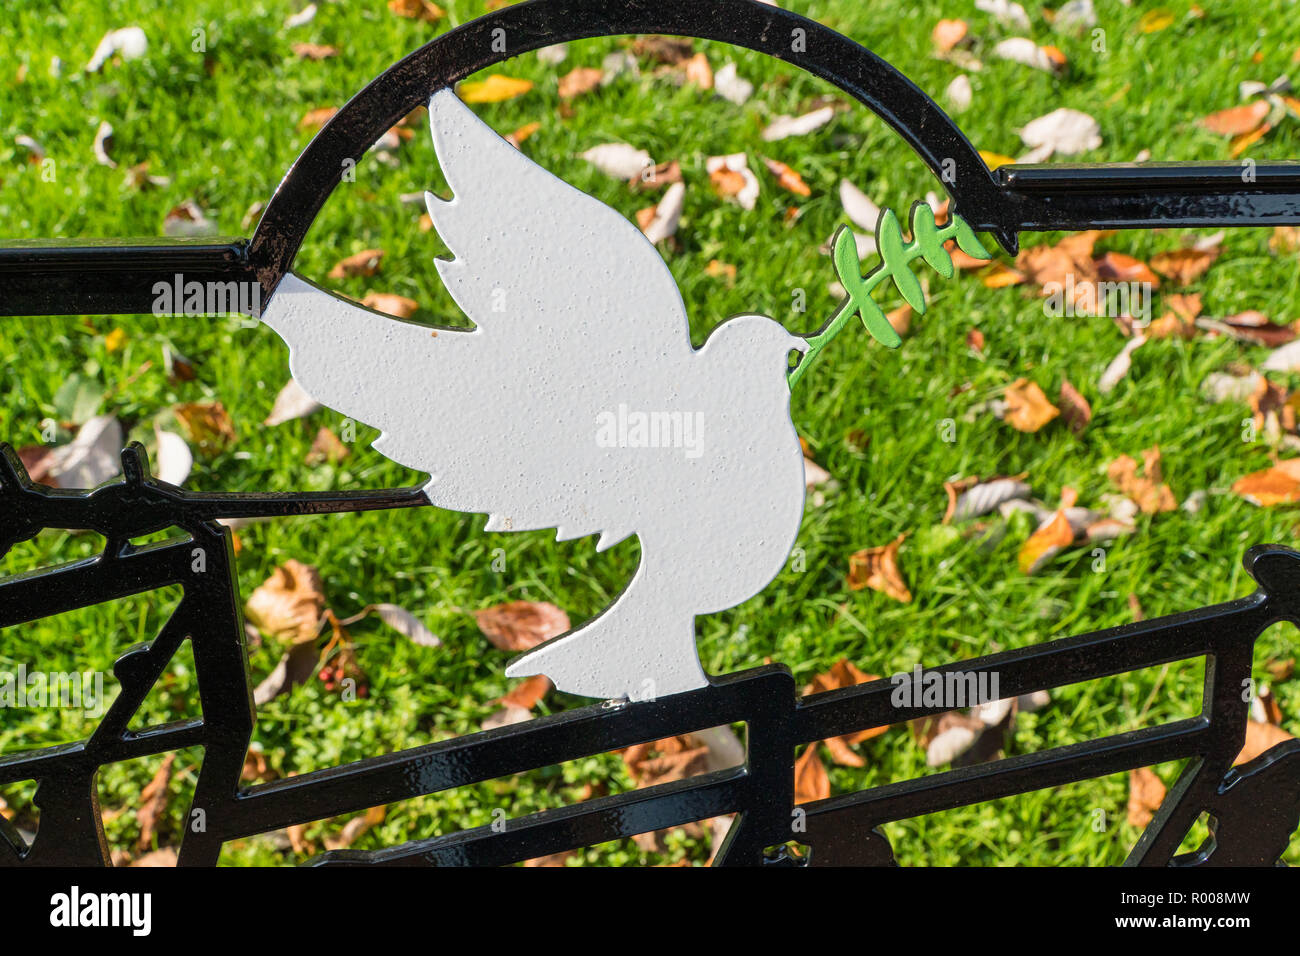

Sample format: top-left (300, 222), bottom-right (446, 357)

top-left (260, 89), bottom-right (700, 550)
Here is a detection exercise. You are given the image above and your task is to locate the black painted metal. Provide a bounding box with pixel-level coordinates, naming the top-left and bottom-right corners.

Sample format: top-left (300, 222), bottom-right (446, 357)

top-left (1, 0), bottom-right (1298, 866)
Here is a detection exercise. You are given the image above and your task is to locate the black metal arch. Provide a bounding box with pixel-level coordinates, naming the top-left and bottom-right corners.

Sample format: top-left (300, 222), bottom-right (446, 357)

top-left (247, 0), bottom-right (1007, 294)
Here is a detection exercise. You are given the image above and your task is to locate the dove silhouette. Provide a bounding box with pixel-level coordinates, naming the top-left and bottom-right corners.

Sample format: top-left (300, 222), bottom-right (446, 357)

top-left (260, 89), bottom-right (809, 701)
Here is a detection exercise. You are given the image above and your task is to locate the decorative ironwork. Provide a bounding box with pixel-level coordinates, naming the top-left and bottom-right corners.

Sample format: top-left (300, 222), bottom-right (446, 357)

top-left (2, 0), bottom-right (1299, 866)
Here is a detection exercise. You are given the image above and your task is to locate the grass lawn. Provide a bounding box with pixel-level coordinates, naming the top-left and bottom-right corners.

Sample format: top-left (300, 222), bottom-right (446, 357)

top-left (1, 0), bottom-right (1299, 866)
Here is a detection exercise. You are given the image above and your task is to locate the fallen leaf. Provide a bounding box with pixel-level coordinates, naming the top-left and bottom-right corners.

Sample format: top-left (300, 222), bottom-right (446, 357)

top-left (803, 659), bottom-right (886, 765)
top-left (639, 182), bottom-right (684, 244)
top-left (794, 743), bottom-right (830, 804)
top-left (1059, 379), bottom-right (1092, 434)
top-left (305, 427), bottom-right (349, 466)
top-left (1095, 251), bottom-right (1159, 287)
top-left (1150, 247), bottom-right (1217, 285)
top-left (506, 122), bottom-right (541, 147)
top-left (292, 43), bottom-right (338, 60)
top-left (153, 429), bottom-right (193, 486)
top-left (328, 249), bottom-right (384, 279)
top-left (135, 753), bottom-right (176, 851)
top-left (762, 157), bottom-right (811, 197)
top-left (714, 62), bottom-right (753, 104)
top-left (707, 153), bottom-right (759, 210)
top-left (173, 402), bottom-right (235, 455)
top-left (1002, 378), bottom-right (1060, 432)
top-left (994, 37), bottom-right (1065, 73)
top-left (558, 66), bottom-right (603, 100)
top-left (581, 142), bottom-right (652, 179)
top-left (387, 0), bottom-right (445, 21)
top-left (324, 805), bottom-right (387, 851)
top-left (47, 415), bottom-right (122, 488)
top-left (1232, 459), bottom-right (1300, 505)
top-left (1018, 107), bottom-right (1101, 156)
top-left (284, 3), bottom-right (318, 28)
top-left (475, 601), bottom-right (571, 651)
top-left (847, 534), bottom-right (912, 602)
top-left (631, 35), bottom-right (695, 65)
top-left (1236, 720), bottom-right (1295, 764)
top-left (245, 560), bottom-right (326, 644)
top-left (1019, 507), bottom-right (1075, 574)
top-left (500, 674), bottom-right (553, 710)
top-left (1127, 767), bottom-right (1166, 827)
top-left (458, 75), bottom-right (533, 104)
top-left (761, 106), bottom-right (835, 142)
top-left (1199, 100), bottom-right (1270, 136)
top-left (361, 292), bottom-right (419, 318)
top-left (86, 26), bottom-right (148, 72)
top-left (264, 377), bottom-right (322, 426)
top-left (932, 19), bottom-right (968, 51)
top-left (297, 106), bottom-right (338, 131)
top-left (1138, 9), bottom-right (1175, 32)
top-left (684, 52), bottom-right (713, 89)
top-left (1099, 335), bottom-right (1145, 393)
top-left (839, 179), bottom-right (881, 232)
top-left (162, 200), bottom-right (218, 238)
top-left (1109, 447), bottom-right (1178, 513)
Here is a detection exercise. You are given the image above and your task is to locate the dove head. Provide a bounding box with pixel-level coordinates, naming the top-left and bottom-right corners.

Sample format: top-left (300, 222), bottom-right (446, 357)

top-left (703, 314), bottom-right (808, 378)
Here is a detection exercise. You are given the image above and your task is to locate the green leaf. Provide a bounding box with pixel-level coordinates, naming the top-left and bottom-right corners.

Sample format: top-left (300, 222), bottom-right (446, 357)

top-left (858, 295), bottom-right (902, 349)
top-left (876, 209), bottom-right (926, 313)
top-left (911, 204), bottom-right (954, 279)
top-left (951, 216), bottom-right (991, 261)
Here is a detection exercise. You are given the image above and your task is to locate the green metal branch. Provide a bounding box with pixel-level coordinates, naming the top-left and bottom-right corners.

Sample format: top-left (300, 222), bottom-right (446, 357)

top-left (788, 202), bottom-right (992, 390)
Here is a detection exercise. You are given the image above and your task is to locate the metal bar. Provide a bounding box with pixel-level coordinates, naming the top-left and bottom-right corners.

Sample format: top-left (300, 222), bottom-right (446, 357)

top-left (0, 239), bottom-right (256, 317)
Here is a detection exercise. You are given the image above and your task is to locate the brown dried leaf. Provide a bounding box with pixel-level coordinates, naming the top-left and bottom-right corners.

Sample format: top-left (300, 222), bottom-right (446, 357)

top-left (305, 427), bottom-right (349, 466)
top-left (361, 291), bottom-right (418, 318)
top-left (1095, 251), bottom-right (1160, 288)
top-left (762, 157), bottom-right (811, 197)
top-left (1108, 448), bottom-right (1178, 513)
top-left (684, 52), bottom-right (713, 89)
top-left (474, 601), bottom-right (571, 651)
top-left (1058, 379), bottom-right (1092, 434)
top-left (135, 753), bottom-right (176, 852)
top-left (1127, 767), bottom-right (1166, 827)
top-left (298, 106), bottom-right (338, 131)
top-left (1236, 720), bottom-right (1295, 765)
top-left (1003, 378), bottom-right (1060, 432)
top-left (499, 674), bottom-right (553, 710)
top-left (794, 743), bottom-right (830, 804)
top-left (847, 534), bottom-right (911, 602)
top-left (292, 43), bottom-right (338, 60)
top-left (558, 66), bottom-right (603, 100)
top-left (245, 559), bottom-right (326, 643)
top-left (1150, 248), bottom-right (1217, 285)
top-left (388, 0), bottom-right (445, 22)
top-left (172, 401), bottom-right (235, 455)
top-left (328, 249), bottom-right (384, 279)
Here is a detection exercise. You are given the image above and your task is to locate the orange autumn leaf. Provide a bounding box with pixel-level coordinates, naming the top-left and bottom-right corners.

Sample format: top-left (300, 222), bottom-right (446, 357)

top-left (762, 157), bottom-right (811, 197)
top-left (794, 743), bottom-right (830, 804)
top-left (847, 534), bottom-right (911, 602)
top-left (931, 18), bottom-right (968, 52)
top-left (292, 43), bottom-right (339, 60)
top-left (506, 121), bottom-right (541, 147)
top-left (1199, 100), bottom-right (1270, 136)
top-left (709, 166), bottom-right (747, 199)
top-left (1003, 378), bottom-right (1060, 432)
top-left (684, 52), bottom-right (713, 89)
top-left (244, 559), bottom-right (325, 644)
top-left (1095, 251), bottom-right (1160, 288)
top-left (388, 0), bottom-right (445, 22)
top-left (1232, 458), bottom-right (1300, 506)
top-left (804, 659), bottom-right (887, 766)
top-left (980, 260), bottom-right (1026, 287)
top-left (1019, 508), bottom-right (1074, 574)
top-left (499, 674), bottom-right (553, 710)
top-left (173, 401), bottom-right (236, 455)
top-left (1230, 121), bottom-right (1271, 157)
top-left (297, 106), bottom-right (338, 131)
top-left (1235, 720), bottom-right (1295, 764)
top-left (458, 75), bottom-right (533, 104)
top-left (361, 292), bottom-right (418, 318)
top-left (1108, 448), bottom-right (1178, 513)
top-left (1127, 767), bottom-right (1166, 827)
top-left (474, 601), bottom-right (571, 652)
top-left (328, 249), bottom-right (384, 279)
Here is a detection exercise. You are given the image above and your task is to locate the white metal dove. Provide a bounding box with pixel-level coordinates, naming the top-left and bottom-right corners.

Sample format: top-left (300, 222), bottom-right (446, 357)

top-left (260, 88), bottom-right (809, 702)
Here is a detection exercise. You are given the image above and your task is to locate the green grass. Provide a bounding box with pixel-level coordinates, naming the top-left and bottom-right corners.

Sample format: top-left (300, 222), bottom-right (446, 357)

top-left (1, 0), bottom-right (1299, 866)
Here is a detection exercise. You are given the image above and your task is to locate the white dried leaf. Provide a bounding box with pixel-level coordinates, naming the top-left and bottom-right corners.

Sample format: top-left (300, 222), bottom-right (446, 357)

top-left (714, 62), bottom-right (753, 105)
top-left (927, 725), bottom-right (977, 766)
top-left (154, 429), bottom-right (193, 486)
top-left (537, 43), bottom-right (568, 65)
top-left (994, 37), bottom-right (1057, 73)
top-left (86, 26), bottom-right (148, 72)
top-left (482, 705), bottom-right (533, 731)
top-left (1098, 335), bottom-right (1144, 394)
top-left (1054, 0), bottom-right (1096, 29)
top-left (945, 74), bottom-right (973, 113)
top-left (15, 134), bottom-right (44, 162)
top-left (1201, 370), bottom-right (1262, 404)
top-left (163, 200), bottom-right (218, 238)
top-left (580, 143), bottom-right (652, 179)
top-left (839, 179), bottom-right (881, 232)
top-left (1262, 339), bottom-right (1300, 372)
top-left (1017, 689), bottom-right (1050, 712)
top-left (1018, 108), bottom-right (1101, 156)
top-left (803, 456), bottom-right (831, 490)
top-left (264, 377), bottom-right (322, 426)
top-left (973, 697), bottom-right (1014, 727)
top-left (374, 603), bottom-right (441, 647)
top-left (50, 415), bottom-right (123, 489)
top-left (92, 121), bottom-right (117, 168)
top-left (640, 182), bottom-right (685, 244)
top-left (600, 50), bottom-right (639, 84)
top-left (761, 106), bottom-right (834, 142)
top-left (976, 0), bottom-right (1031, 30)
top-left (284, 3), bottom-right (317, 29)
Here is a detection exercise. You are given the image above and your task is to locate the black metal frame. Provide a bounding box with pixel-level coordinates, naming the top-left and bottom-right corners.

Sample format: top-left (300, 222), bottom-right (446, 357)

top-left (2, 0), bottom-right (1299, 866)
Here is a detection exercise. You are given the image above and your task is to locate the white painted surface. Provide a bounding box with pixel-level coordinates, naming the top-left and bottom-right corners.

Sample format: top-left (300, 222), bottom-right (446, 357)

top-left (260, 89), bottom-right (808, 701)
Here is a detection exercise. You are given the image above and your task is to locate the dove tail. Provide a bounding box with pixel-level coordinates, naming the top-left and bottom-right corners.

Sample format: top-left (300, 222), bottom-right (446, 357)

top-left (503, 558), bottom-right (707, 702)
